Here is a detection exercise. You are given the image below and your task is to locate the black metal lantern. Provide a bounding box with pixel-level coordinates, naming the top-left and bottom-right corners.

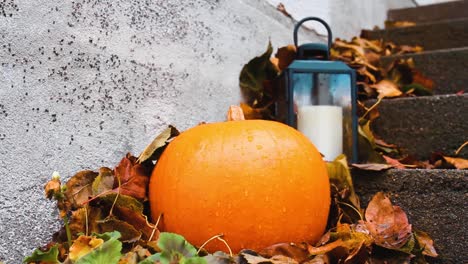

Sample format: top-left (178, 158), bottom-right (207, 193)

top-left (275, 17), bottom-right (358, 163)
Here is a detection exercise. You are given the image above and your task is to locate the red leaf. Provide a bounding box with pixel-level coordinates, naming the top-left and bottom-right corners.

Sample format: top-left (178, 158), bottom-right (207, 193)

top-left (113, 154), bottom-right (152, 200)
top-left (383, 155), bottom-right (406, 169)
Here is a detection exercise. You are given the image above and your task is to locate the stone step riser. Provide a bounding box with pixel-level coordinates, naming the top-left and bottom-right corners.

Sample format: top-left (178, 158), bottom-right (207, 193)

top-left (380, 47), bottom-right (468, 95)
top-left (361, 18), bottom-right (468, 51)
top-left (353, 169), bottom-right (468, 264)
top-left (367, 94), bottom-right (468, 160)
top-left (388, 0), bottom-right (468, 23)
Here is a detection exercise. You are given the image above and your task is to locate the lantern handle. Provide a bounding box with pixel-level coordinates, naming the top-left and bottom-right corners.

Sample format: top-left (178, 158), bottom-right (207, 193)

top-left (293, 17), bottom-right (332, 52)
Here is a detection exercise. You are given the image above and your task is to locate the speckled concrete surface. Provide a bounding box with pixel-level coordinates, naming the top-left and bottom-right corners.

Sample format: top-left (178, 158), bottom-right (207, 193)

top-left (0, 0), bottom-right (319, 262)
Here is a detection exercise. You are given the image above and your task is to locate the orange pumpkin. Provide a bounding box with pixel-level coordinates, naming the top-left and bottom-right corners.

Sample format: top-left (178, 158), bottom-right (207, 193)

top-left (149, 119), bottom-right (330, 253)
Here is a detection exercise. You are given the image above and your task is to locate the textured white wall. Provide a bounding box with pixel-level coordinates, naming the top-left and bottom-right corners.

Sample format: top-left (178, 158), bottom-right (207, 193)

top-left (266, 0), bottom-right (416, 39)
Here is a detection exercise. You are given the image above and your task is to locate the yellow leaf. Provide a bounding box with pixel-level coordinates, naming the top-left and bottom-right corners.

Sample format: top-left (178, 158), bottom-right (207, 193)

top-left (69, 235), bottom-right (104, 261)
top-left (370, 79), bottom-right (402, 99)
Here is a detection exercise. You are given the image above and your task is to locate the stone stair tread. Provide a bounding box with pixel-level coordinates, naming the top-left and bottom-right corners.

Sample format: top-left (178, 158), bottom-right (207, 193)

top-left (388, 0), bottom-right (468, 23)
top-left (353, 168), bottom-right (468, 264)
top-left (366, 94), bottom-right (468, 159)
top-left (380, 47), bottom-right (468, 95)
top-left (361, 18), bottom-right (468, 51)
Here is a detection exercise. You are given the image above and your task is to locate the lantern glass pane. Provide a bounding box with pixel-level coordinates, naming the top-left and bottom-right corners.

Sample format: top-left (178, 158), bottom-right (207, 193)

top-left (292, 72), bottom-right (353, 161)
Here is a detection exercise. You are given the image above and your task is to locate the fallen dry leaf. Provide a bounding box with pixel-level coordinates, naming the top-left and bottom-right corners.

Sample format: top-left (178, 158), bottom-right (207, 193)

top-left (274, 44), bottom-right (296, 71)
top-left (385, 20), bottom-right (416, 28)
top-left (414, 230), bottom-right (438, 257)
top-left (370, 79), bottom-right (402, 99)
top-left (113, 154), bottom-right (152, 200)
top-left (365, 192), bottom-right (412, 250)
top-left (383, 155), bottom-right (406, 169)
top-left (351, 163), bottom-right (393, 171)
top-left (137, 125), bottom-right (179, 164)
top-left (442, 156), bottom-right (468, 169)
top-left (259, 243), bottom-right (310, 263)
top-left (430, 152), bottom-right (468, 169)
top-left (66, 170), bottom-right (99, 208)
top-left (68, 235), bottom-right (104, 261)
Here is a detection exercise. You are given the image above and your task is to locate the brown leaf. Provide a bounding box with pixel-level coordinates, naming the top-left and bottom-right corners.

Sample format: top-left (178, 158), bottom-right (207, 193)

top-left (259, 243), bottom-right (310, 263)
top-left (365, 192), bottom-right (412, 249)
top-left (397, 45), bottom-right (423, 54)
top-left (67, 206), bottom-right (104, 240)
top-left (276, 3), bottom-right (292, 18)
top-left (92, 167), bottom-right (114, 196)
top-left (98, 193), bottom-right (158, 241)
top-left (385, 20), bottom-right (416, 28)
top-left (351, 163), bottom-right (393, 171)
top-left (430, 152), bottom-right (468, 169)
top-left (65, 170), bottom-right (99, 208)
top-left (98, 217), bottom-right (142, 243)
top-left (414, 230), bottom-right (438, 257)
top-left (370, 80), bottom-right (402, 99)
top-left (240, 252), bottom-right (298, 264)
top-left (275, 45), bottom-right (296, 71)
top-left (307, 223), bottom-right (373, 261)
top-left (382, 155), bottom-right (406, 169)
top-left (114, 154), bottom-right (152, 200)
top-left (137, 125), bottom-right (180, 164)
top-left (333, 39), bottom-right (366, 57)
top-left (441, 156), bottom-right (468, 169)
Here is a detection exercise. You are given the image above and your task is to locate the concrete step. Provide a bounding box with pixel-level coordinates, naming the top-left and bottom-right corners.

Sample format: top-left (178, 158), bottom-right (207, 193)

top-left (353, 169), bottom-right (468, 264)
top-left (388, 0), bottom-right (468, 23)
top-left (361, 18), bottom-right (468, 51)
top-left (367, 94), bottom-right (468, 159)
top-left (380, 47), bottom-right (468, 95)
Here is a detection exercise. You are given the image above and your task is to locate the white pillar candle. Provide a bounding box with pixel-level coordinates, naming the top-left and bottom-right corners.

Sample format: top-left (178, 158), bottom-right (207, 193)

top-left (297, 105), bottom-right (343, 161)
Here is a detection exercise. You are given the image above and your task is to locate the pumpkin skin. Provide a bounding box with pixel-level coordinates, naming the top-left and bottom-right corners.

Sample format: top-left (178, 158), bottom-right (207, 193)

top-left (149, 120), bottom-right (330, 253)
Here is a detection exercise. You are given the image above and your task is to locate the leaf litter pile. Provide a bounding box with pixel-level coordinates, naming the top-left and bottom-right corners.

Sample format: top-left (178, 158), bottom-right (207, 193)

top-left (25, 35), bottom-right (466, 263)
top-left (30, 134), bottom-right (437, 264)
top-left (239, 37), bottom-right (468, 170)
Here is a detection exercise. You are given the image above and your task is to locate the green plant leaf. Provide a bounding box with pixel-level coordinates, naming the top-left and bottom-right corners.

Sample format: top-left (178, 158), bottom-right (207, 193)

top-left (157, 232), bottom-right (198, 258)
top-left (23, 245), bottom-right (60, 263)
top-left (138, 253), bottom-right (161, 264)
top-left (75, 231), bottom-right (122, 264)
top-left (182, 256), bottom-right (208, 264)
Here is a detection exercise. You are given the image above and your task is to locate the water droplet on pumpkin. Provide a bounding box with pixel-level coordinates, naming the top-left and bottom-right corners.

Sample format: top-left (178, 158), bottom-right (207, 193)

top-left (282, 207), bottom-right (287, 213)
top-left (215, 211), bottom-right (220, 217)
top-left (244, 189), bottom-right (249, 197)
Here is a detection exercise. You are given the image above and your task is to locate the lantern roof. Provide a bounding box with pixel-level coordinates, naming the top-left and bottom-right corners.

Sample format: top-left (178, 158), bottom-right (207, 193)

top-left (286, 60), bottom-right (353, 73)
